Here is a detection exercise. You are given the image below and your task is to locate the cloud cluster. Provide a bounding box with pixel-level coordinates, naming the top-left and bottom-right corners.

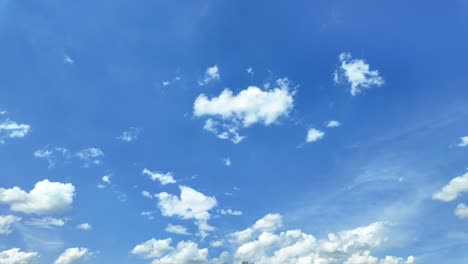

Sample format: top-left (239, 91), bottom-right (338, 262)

top-left (0, 180), bottom-right (75, 215)
top-left (117, 127), bottom-right (141, 142)
top-left (155, 186), bottom-right (217, 236)
top-left (334, 52), bottom-right (384, 96)
top-left (143, 168), bottom-right (176, 185)
top-left (194, 78), bottom-right (294, 143)
top-left (34, 146), bottom-right (104, 168)
top-left (54, 248), bottom-right (91, 264)
top-left (0, 215), bottom-right (21, 235)
top-left (198, 65), bottom-right (220, 86)
top-left (132, 239), bottom-right (208, 264)
top-left (0, 111), bottom-right (31, 144)
top-left (0, 248), bottom-right (39, 264)
top-left (432, 172), bottom-right (468, 202)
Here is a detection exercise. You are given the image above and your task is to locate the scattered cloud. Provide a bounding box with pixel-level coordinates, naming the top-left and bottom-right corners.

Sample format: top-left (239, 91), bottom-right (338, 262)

top-left (210, 240), bottom-right (224, 248)
top-left (54, 247), bottom-right (91, 264)
top-left (75, 147), bottom-right (104, 167)
top-left (25, 217), bottom-right (67, 229)
top-left (142, 190), bottom-right (153, 199)
top-left (142, 168), bottom-right (176, 185)
top-left (0, 215), bottom-right (21, 235)
top-left (63, 54), bottom-right (74, 64)
top-left (458, 136), bottom-right (468, 147)
top-left (76, 223), bottom-right (92, 231)
top-left (0, 248), bottom-right (39, 264)
top-left (141, 211), bottom-right (155, 220)
top-left (155, 186), bottom-right (217, 236)
top-left (117, 127), bottom-right (141, 142)
top-left (246, 67), bottom-right (254, 75)
top-left (132, 239), bottom-right (208, 264)
top-left (218, 209), bottom-right (242, 216)
top-left (455, 203), bottom-right (468, 219)
top-left (326, 120), bottom-right (341, 128)
top-left (433, 172), bottom-right (468, 202)
top-left (0, 112), bottom-right (31, 144)
top-left (0, 180), bottom-right (75, 214)
top-left (165, 224), bottom-right (191, 235)
top-left (194, 78), bottom-right (294, 143)
top-left (198, 65), bottom-right (220, 86)
top-left (34, 147), bottom-right (71, 168)
top-left (97, 175), bottom-right (111, 189)
top-left (223, 158), bottom-right (231, 167)
top-left (162, 81), bottom-right (170, 86)
top-left (334, 52), bottom-right (384, 96)
top-left (306, 128), bottom-right (325, 143)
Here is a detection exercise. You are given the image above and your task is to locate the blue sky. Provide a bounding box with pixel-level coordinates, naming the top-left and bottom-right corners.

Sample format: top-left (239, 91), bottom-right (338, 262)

top-left (1, 0), bottom-right (468, 263)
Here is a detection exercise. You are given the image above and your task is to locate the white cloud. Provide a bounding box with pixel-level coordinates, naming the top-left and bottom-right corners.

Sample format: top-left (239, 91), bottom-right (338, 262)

top-left (246, 67), bottom-right (254, 75)
top-left (64, 54), bottom-right (74, 64)
top-left (0, 248), bottom-right (39, 264)
top-left (219, 209), bottom-right (242, 216)
top-left (0, 114), bottom-right (31, 144)
top-left (54, 248), bottom-right (91, 264)
top-left (306, 128), bottom-right (325, 143)
top-left (432, 172), bottom-right (468, 202)
top-left (34, 147), bottom-right (71, 168)
top-left (326, 120), bottom-right (341, 128)
top-left (97, 175), bottom-right (111, 189)
top-left (102, 175), bottom-right (111, 184)
top-left (75, 148), bottom-right (104, 167)
top-left (143, 168), bottom-right (176, 185)
top-left (131, 238), bottom-right (173, 259)
top-left (334, 52), bottom-right (384, 96)
top-left (165, 224), bottom-right (191, 235)
top-left (0, 180), bottom-right (75, 215)
top-left (455, 203), bottom-right (468, 219)
top-left (229, 214), bottom-right (283, 244)
top-left (194, 78), bottom-right (294, 143)
top-left (25, 217), bottom-right (66, 229)
top-left (132, 239), bottom-right (208, 264)
top-left (0, 215), bottom-right (21, 235)
top-left (142, 191), bottom-right (153, 199)
top-left (155, 186), bottom-right (217, 235)
top-left (76, 223), bottom-right (92, 231)
top-left (117, 127), bottom-right (140, 142)
top-left (210, 240), bottom-right (224, 248)
top-left (224, 158), bottom-right (231, 167)
top-left (162, 81), bottom-right (170, 86)
top-left (198, 65), bottom-right (220, 86)
top-left (344, 251), bottom-right (415, 264)
top-left (458, 136), bottom-right (468, 147)
top-left (141, 211), bottom-right (155, 220)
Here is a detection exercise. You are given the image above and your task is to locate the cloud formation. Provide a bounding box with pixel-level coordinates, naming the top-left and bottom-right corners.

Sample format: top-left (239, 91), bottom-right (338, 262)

top-left (455, 203), bottom-right (468, 219)
top-left (54, 248), bottom-right (91, 264)
top-left (143, 168), bottom-right (176, 185)
top-left (0, 215), bottom-right (21, 235)
top-left (117, 127), bottom-right (141, 142)
top-left (198, 65), bottom-right (220, 86)
top-left (0, 248), bottom-right (39, 264)
top-left (194, 78), bottom-right (294, 143)
top-left (432, 172), bottom-right (468, 202)
top-left (0, 180), bottom-right (75, 215)
top-left (306, 128), bottom-right (325, 143)
top-left (334, 52), bottom-right (384, 96)
top-left (132, 239), bottom-right (208, 264)
top-left (165, 224), bottom-right (191, 235)
top-left (458, 136), bottom-right (468, 147)
top-left (25, 217), bottom-right (67, 229)
top-left (0, 111), bottom-right (31, 144)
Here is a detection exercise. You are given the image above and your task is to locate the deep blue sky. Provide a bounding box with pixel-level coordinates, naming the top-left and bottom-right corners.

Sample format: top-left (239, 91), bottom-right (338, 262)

top-left (0, 0), bottom-right (467, 263)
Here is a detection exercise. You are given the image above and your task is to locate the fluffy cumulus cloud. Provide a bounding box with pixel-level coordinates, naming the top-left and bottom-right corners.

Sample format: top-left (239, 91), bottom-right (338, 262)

top-left (131, 214), bottom-right (413, 264)
top-left (198, 65), bottom-right (220, 86)
top-left (458, 136), bottom-right (468, 147)
top-left (117, 127), bottom-right (141, 142)
top-left (0, 180), bottom-right (75, 215)
top-left (0, 215), bottom-right (21, 235)
top-left (194, 78), bottom-right (294, 143)
top-left (165, 224), bottom-right (191, 235)
top-left (0, 248), bottom-right (39, 264)
top-left (132, 239), bottom-right (208, 264)
top-left (143, 168), bottom-right (176, 185)
top-left (24, 217), bottom-right (67, 229)
top-left (0, 111), bottom-right (31, 144)
top-left (155, 186), bottom-right (217, 235)
top-left (306, 128), bottom-right (325, 143)
top-left (334, 52), bottom-right (384, 96)
top-left (54, 248), bottom-right (91, 264)
top-left (454, 203), bottom-right (468, 219)
top-left (432, 172), bottom-right (468, 202)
